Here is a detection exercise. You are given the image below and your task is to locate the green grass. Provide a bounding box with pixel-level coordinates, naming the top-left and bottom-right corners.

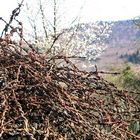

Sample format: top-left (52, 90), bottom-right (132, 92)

top-left (104, 65), bottom-right (140, 92)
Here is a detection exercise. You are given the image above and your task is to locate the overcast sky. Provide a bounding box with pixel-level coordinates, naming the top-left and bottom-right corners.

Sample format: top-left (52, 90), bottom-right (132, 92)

top-left (0, 0), bottom-right (140, 31)
top-left (1, 0), bottom-right (140, 21)
top-left (83, 0), bottom-right (140, 21)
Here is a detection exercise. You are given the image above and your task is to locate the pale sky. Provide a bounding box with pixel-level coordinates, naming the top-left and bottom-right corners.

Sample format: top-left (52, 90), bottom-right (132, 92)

top-left (0, 0), bottom-right (140, 30)
top-left (1, 0), bottom-right (140, 21)
top-left (82, 0), bottom-right (140, 21)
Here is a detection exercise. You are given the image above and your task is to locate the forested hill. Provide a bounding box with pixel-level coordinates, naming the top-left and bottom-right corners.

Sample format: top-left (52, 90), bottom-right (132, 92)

top-left (63, 19), bottom-right (140, 49)
top-left (66, 20), bottom-right (140, 69)
top-left (44, 19), bottom-right (140, 63)
top-left (107, 20), bottom-right (140, 48)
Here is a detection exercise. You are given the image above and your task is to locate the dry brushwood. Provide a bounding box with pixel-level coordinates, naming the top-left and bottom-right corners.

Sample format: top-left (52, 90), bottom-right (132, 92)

top-left (0, 40), bottom-right (140, 140)
top-left (0, 4), bottom-right (140, 140)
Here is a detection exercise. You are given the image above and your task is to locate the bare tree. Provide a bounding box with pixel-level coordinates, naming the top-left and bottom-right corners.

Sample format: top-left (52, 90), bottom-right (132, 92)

top-left (23, 0), bottom-right (112, 60)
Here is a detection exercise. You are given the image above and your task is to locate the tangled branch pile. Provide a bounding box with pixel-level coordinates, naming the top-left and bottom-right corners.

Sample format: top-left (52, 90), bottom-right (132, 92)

top-left (0, 40), bottom-right (140, 140)
top-left (0, 3), bottom-right (140, 140)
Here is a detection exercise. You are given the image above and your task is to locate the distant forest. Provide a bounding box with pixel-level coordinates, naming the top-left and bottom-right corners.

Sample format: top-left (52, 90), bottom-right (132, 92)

top-left (120, 49), bottom-right (140, 64)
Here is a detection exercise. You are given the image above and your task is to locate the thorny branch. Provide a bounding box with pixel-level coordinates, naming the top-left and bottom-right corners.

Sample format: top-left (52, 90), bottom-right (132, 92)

top-left (0, 41), bottom-right (140, 139)
top-left (1, 0), bottom-right (24, 37)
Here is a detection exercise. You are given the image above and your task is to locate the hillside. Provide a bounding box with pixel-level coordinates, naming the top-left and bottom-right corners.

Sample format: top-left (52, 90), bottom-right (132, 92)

top-left (69, 20), bottom-right (140, 70)
top-left (107, 20), bottom-right (140, 47)
top-left (96, 20), bottom-right (140, 70)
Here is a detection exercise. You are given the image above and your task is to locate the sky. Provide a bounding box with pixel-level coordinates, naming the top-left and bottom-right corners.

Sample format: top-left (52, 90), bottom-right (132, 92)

top-left (82, 0), bottom-right (140, 21)
top-left (0, 0), bottom-right (140, 21)
top-left (0, 0), bottom-right (140, 31)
